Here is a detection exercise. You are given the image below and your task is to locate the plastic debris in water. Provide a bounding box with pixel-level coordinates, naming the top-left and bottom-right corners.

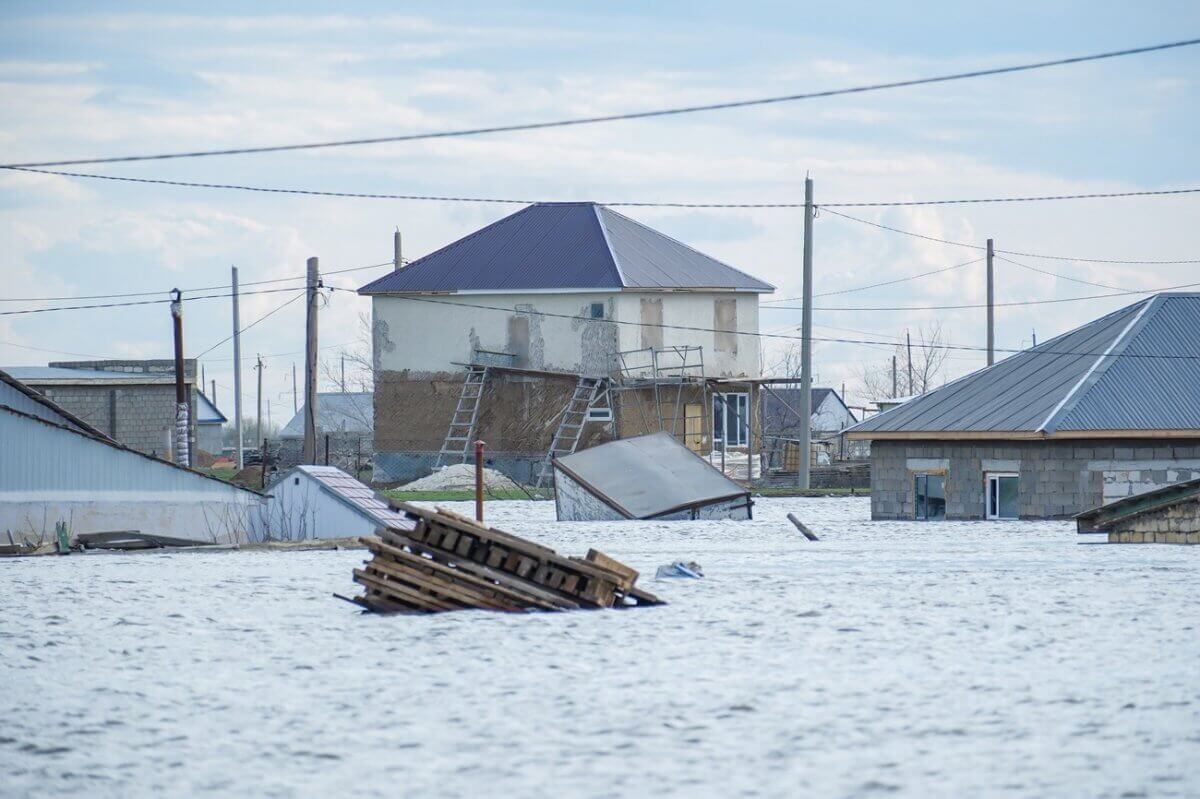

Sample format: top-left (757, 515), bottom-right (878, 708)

top-left (655, 561), bottom-right (703, 579)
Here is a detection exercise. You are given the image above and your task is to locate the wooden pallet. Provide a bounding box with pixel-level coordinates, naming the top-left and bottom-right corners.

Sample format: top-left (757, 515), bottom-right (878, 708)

top-left (350, 502), bottom-right (664, 614)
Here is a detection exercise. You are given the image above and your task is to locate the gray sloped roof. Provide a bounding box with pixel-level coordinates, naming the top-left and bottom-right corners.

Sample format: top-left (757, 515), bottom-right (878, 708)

top-left (850, 293), bottom-right (1200, 437)
top-left (283, 465), bottom-right (411, 530)
top-left (358, 203), bottom-right (774, 295)
top-left (553, 431), bottom-right (749, 518)
top-left (280, 392), bottom-right (372, 438)
top-left (0, 368), bottom-right (109, 437)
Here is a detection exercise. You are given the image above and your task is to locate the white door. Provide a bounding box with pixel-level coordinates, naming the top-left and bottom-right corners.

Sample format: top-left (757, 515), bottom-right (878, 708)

top-left (986, 473), bottom-right (1019, 519)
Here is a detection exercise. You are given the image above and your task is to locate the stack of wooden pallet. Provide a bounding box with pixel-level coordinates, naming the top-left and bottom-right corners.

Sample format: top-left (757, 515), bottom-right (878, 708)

top-left (352, 501), bottom-right (664, 613)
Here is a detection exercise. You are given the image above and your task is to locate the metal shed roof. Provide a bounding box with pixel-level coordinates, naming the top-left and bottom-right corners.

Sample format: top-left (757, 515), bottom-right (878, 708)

top-left (280, 392), bottom-right (372, 438)
top-left (358, 203), bottom-right (774, 295)
top-left (849, 293), bottom-right (1200, 438)
top-left (552, 431), bottom-right (749, 518)
top-left (278, 465), bottom-right (409, 530)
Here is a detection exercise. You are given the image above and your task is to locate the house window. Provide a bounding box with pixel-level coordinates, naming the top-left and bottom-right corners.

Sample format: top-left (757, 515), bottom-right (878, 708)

top-left (585, 407), bottom-right (613, 423)
top-left (589, 302), bottom-right (605, 319)
top-left (914, 473), bottom-right (945, 520)
top-left (986, 473), bottom-right (1019, 519)
top-left (713, 393), bottom-right (749, 447)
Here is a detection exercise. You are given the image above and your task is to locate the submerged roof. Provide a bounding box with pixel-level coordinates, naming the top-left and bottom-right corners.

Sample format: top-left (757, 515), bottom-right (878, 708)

top-left (850, 293), bottom-right (1200, 438)
top-left (280, 392), bottom-right (372, 438)
top-left (3, 366), bottom-right (178, 383)
top-left (358, 203), bottom-right (774, 295)
top-left (281, 465), bottom-right (409, 529)
top-left (553, 431), bottom-right (749, 518)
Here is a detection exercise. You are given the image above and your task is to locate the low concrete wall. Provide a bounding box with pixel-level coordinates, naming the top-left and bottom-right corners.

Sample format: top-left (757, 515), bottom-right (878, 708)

top-left (870, 439), bottom-right (1200, 520)
top-left (1107, 497), bottom-right (1200, 544)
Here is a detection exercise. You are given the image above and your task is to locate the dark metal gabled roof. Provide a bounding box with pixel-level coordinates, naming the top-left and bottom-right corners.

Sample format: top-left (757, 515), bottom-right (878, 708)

top-left (358, 203), bottom-right (773, 295)
top-left (849, 293), bottom-right (1200, 437)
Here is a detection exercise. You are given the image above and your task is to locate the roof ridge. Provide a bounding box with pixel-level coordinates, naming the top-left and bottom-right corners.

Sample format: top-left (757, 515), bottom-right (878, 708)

top-left (591, 204), bottom-right (627, 287)
top-left (1038, 295), bottom-right (1159, 433)
top-left (596, 205), bottom-right (775, 291)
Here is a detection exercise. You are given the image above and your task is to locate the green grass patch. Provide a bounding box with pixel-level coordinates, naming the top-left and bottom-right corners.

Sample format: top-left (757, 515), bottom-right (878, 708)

top-left (198, 467), bottom-right (239, 482)
top-left (382, 488), bottom-right (538, 502)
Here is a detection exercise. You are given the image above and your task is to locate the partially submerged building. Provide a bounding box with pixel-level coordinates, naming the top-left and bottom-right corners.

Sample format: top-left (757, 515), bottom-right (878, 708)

top-left (359, 202), bottom-right (774, 484)
top-left (553, 431), bottom-right (753, 521)
top-left (1076, 477), bottom-right (1200, 544)
top-left (254, 465), bottom-right (406, 540)
top-left (4, 359), bottom-right (218, 459)
top-left (848, 293), bottom-right (1200, 520)
top-left (0, 369), bottom-right (262, 543)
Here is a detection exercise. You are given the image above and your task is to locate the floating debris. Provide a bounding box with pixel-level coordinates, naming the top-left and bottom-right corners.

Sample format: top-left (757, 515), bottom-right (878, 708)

top-left (655, 561), bottom-right (704, 579)
top-left (351, 502), bottom-right (664, 613)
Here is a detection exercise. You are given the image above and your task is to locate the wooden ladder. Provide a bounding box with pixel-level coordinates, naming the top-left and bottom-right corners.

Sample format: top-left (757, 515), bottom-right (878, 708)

top-left (435, 366), bottom-right (489, 468)
top-left (534, 376), bottom-right (604, 490)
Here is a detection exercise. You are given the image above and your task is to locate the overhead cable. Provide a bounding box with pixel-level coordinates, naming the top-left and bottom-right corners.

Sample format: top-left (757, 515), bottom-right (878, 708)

top-left (4, 39), bottom-right (1198, 168)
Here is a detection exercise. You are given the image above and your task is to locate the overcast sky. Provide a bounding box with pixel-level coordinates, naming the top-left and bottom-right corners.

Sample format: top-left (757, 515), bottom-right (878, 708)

top-left (2, 1), bottom-right (1198, 420)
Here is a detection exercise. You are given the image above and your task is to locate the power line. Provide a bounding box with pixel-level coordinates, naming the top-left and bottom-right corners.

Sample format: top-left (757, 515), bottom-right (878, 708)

top-left (194, 291), bottom-right (306, 359)
top-left (994, 254), bottom-right (1132, 292)
top-left (764, 257), bottom-right (985, 302)
top-left (0, 285), bottom-right (316, 317)
top-left (335, 288), bottom-right (1200, 361)
top-left (763, 278), bottom-right (1200, 311)
top-left (0, 260), bottom-right (392, 303)
top-left (9, 165), bottom-right (1200, 209)
top-left (5, 38), bottom-right (1198, 168)
top-left (821, 207), bottom-right (1200, 264)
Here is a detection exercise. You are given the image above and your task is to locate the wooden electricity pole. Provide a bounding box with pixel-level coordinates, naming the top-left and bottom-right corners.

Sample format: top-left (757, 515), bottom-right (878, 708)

top-left (302, 257), bottom-right (320, 464)
top-left (170, 289), bottom-right (190, 466)
top-left (394, 229), bottom-right (402, 271)
top-left (797, 176), bottom-right (815, 489)
top-left (255, 355), bottom-right (264, 450)
top-left (891, 355), bottom-right (898, 398)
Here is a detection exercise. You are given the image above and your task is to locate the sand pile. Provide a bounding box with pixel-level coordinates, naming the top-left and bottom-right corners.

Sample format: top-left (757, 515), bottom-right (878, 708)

top-left (400, 463), bottom-right (524, 491)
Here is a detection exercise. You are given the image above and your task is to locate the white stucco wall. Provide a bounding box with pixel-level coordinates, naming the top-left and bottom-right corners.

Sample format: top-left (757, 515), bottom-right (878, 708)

top-left (373, 290), bottom-right (761, 378)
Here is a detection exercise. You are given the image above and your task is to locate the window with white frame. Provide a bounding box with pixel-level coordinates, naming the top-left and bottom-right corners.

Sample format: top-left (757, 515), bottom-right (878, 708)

top-left (712, 393), bottom-right (749, 447)
top-left (585, 407), bottom-right (613, 423)
top-left (986, 473), bottom-right (1019, 519)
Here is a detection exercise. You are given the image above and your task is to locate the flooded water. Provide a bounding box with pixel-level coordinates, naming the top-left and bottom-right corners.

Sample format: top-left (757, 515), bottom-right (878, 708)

top-left (2, 497), bottom-right (1197, 798)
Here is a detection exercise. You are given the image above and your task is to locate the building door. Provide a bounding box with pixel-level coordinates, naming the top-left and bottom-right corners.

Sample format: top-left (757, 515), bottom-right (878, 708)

top-left (684, 404), bottom-right (704, 452)
top-left (914, 473), bottom-right (945, 520)
top-left (713, 393), bottom-right (749, 447)
top-left (986, 473), bottom-right (1019, 519)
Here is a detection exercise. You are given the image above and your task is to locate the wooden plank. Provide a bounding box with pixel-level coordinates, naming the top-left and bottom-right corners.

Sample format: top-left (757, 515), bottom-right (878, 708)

top-left (353, 569), bottom-right (449, 612)
top-left (583, 549), bottom-right (638, 590)
top-left (362, 537), bottom-right (550, 611)
top-left (365, 557), bottom-right (513, 612)
top-left (374, 532), bottom-right (578, 610)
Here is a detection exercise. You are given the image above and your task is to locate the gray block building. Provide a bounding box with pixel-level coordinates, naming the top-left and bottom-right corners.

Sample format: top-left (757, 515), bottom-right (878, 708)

top-left (3, 359), bottom-right (223, 460)
top-left (847, 293), bottom-right (1200, 520)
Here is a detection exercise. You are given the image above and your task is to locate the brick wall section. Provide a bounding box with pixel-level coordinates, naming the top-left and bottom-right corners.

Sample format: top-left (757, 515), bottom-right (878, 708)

top-left (1108, 498), bottom-right (1200, 543)
top-left (870, 439), bottom-right (1200, 520)
top-left (39, 384), bottom-right (197, 457)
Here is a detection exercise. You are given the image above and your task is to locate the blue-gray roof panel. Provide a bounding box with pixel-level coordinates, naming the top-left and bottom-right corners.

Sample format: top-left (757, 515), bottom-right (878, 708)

top-left (358, 203), bottom-right (772, 294)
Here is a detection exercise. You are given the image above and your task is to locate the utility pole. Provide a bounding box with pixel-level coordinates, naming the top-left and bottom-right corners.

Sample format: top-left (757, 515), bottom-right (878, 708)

top-left (292, 362), bottom-right (298, 414)
top-left (201, 364), bottom-right (206, 393)
top-left (255, 355), bottom-right (264, 451)
top-left (394, 228), bottom-right (402, 271)
top-left (170, 289), bottom-right (190, 467)
top-left (986, 237), bottom-right (995, 366)
top-left (231, 266), bottom-right (245, 470)
top-left (1032, 329), bottom-right (1037, 348)
top-left (891, 355), bottom-right (898, 398)
top-left (341, 354), bottom-right (346, 393)
top-left (797, 176), bottom-right (815, 490)
top-left (267, 398), bottom-right (271, 431)
top-left (211, 379), bottom-right (216, 405)
top-left (906, 330), bottom-right (914, 395)
top-left (302, 257), bottom-right (320, 464)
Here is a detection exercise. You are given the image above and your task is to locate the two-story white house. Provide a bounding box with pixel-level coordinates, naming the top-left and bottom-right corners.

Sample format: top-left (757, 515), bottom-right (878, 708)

top-left (358, 201), bottom-right (774, 483)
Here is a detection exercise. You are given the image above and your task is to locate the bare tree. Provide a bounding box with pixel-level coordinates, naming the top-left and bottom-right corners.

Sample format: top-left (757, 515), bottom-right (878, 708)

top-left (856, 322), bottom-right (950, 400)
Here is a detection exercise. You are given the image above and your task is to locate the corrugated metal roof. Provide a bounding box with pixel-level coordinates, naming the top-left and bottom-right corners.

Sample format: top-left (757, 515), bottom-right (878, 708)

top-left (3, 366), bottom-right (177, 382)
top-left (0, 369), bottom-right (108, 437)
top-left (358, 203), bottom-right (773, 295)
top-left (285, 465), bottom-right (410, 530)
top-left (851, 293), bottom-right (1200, 436)
top-left (280, 392), bottom-right (372, 438)
top-left (553, 431), bottom-right (748, 518)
